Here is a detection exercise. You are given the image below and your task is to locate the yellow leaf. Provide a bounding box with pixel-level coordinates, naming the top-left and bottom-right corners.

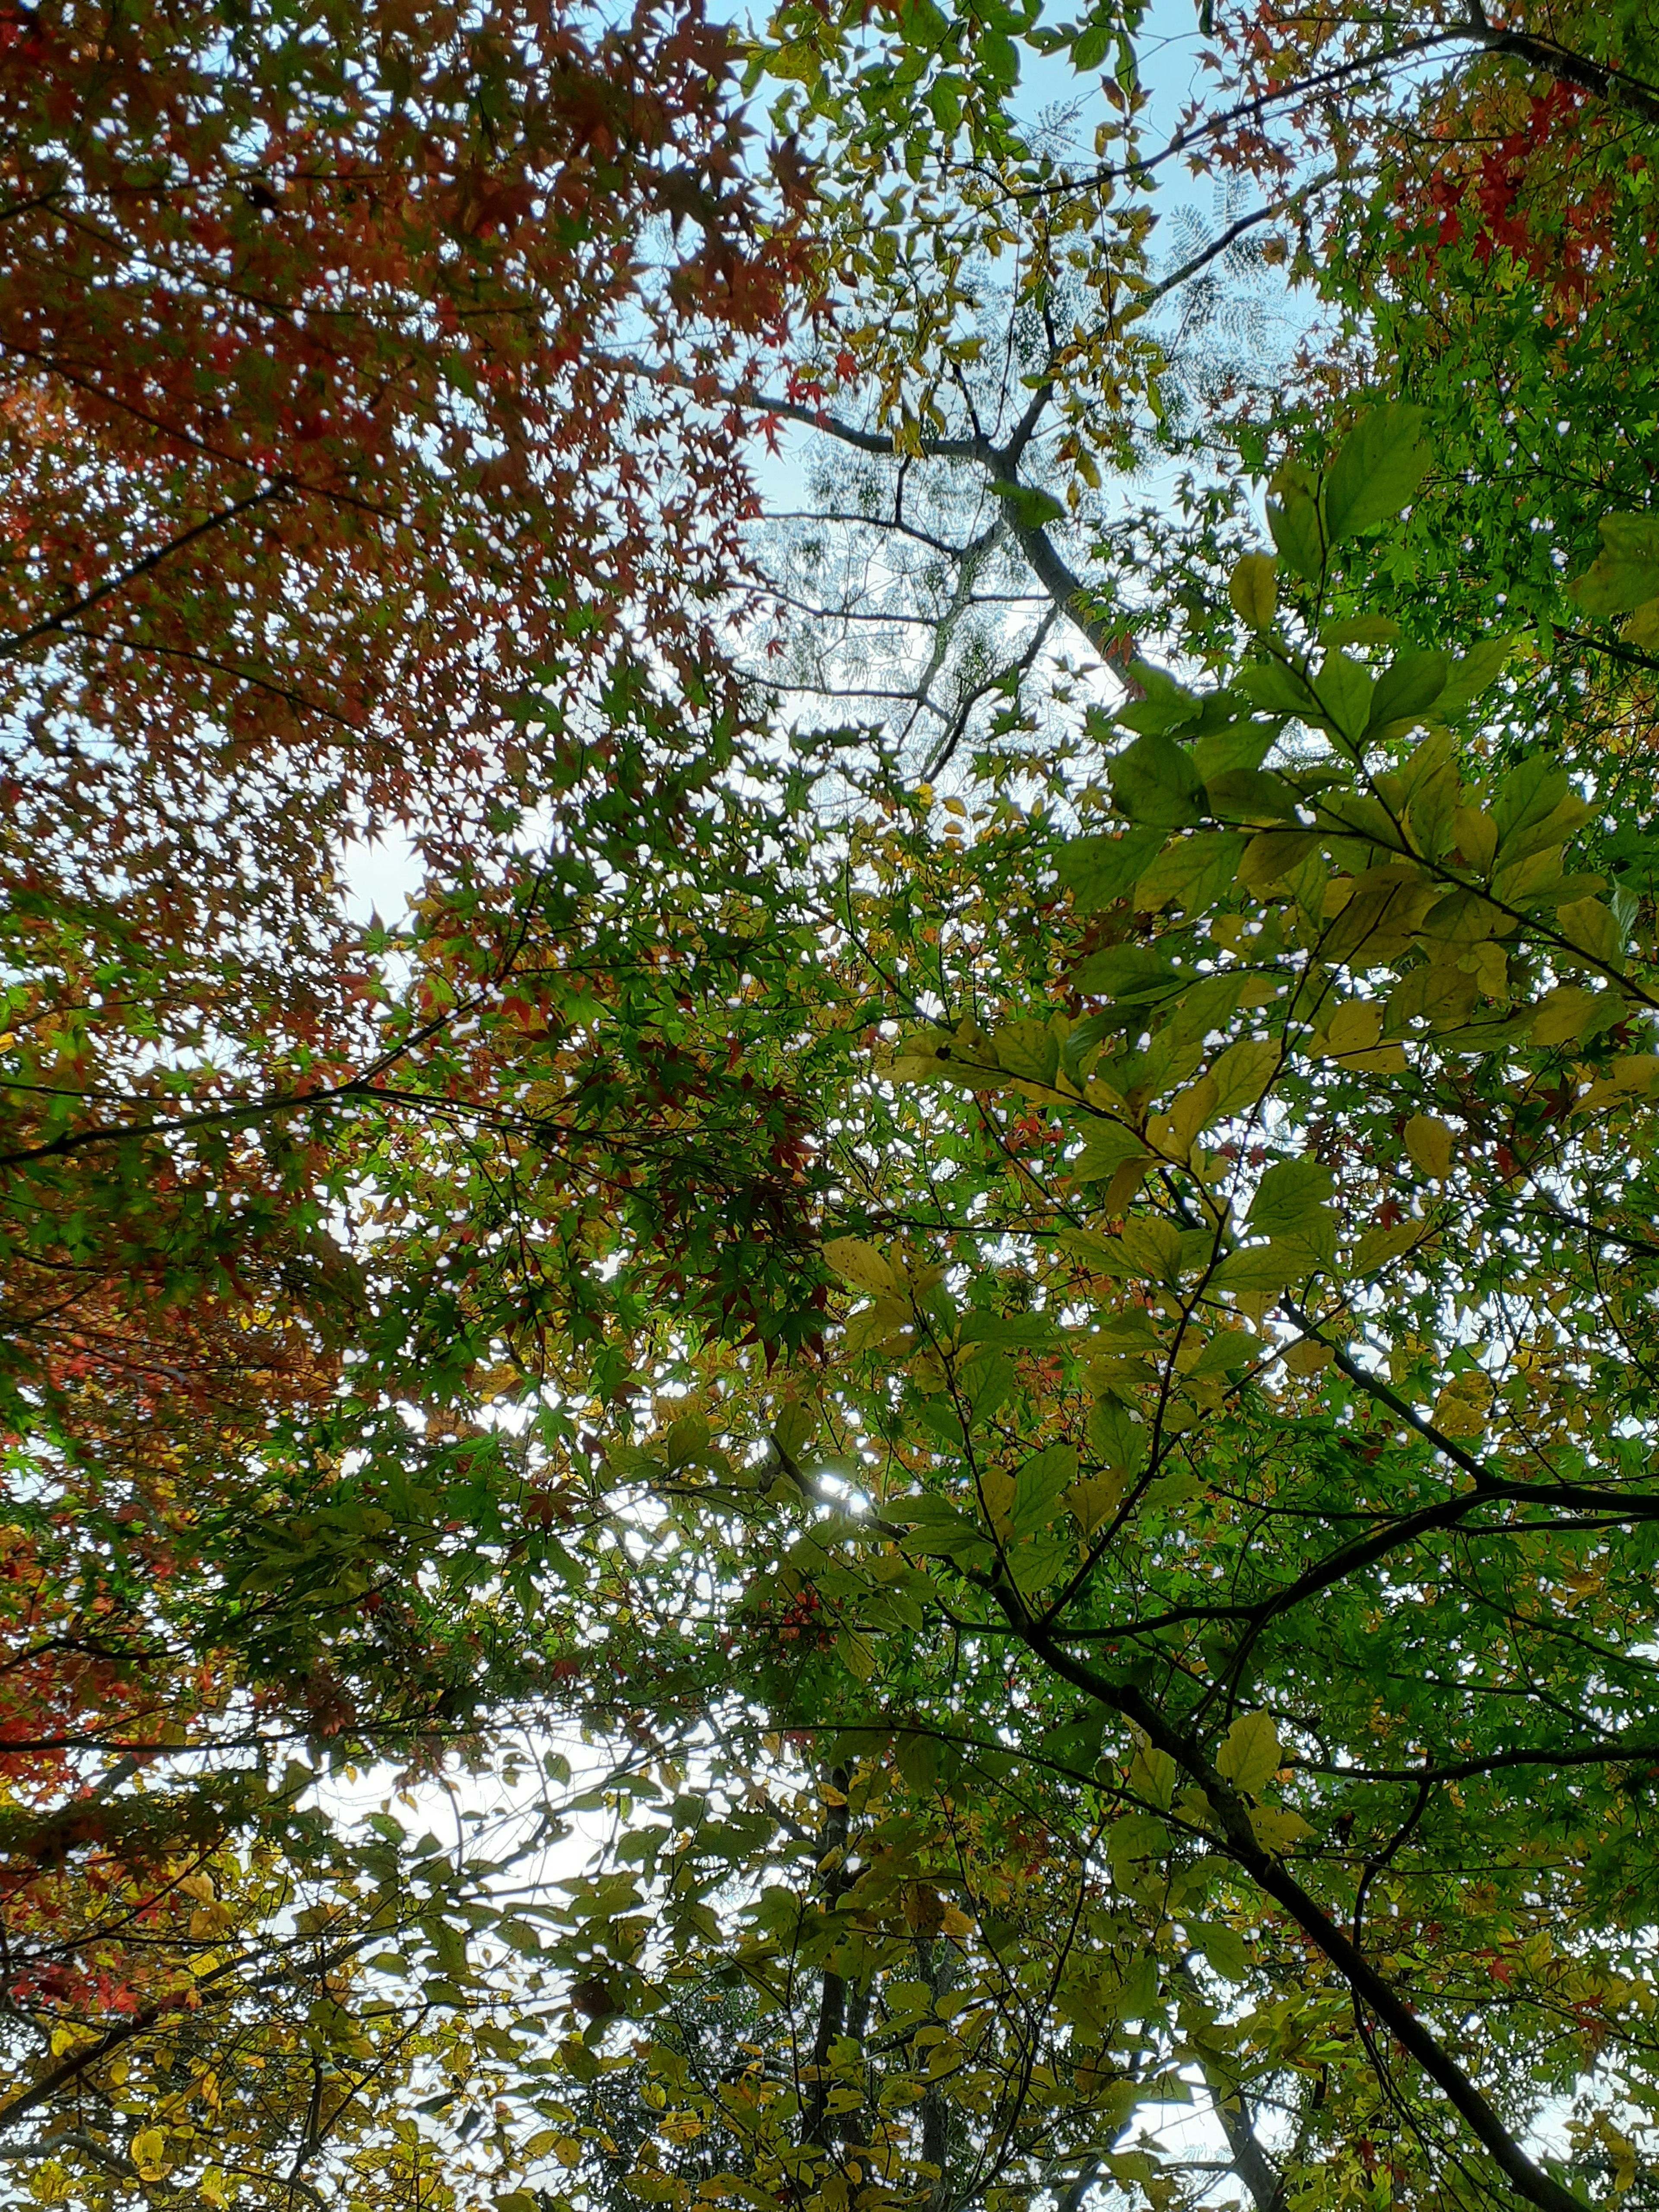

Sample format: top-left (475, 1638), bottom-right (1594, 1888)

top-left (1249, 1805), bottom-right (1313, 1854)
top-left (1281, 1338), bottom-right (1332, 1377)
top-left (1403, 1113), bottom-right (1453, 1181)
top-left (1215, 1711), bottom-right (1281, 1798)
top-left (1557, 894), bottom-right (1621, 967)
top-left (1229, 551), bottom-right (1278, 630)
top-left (133, 2129), bottom-right (170, 2182)
top-left (1530, 984), bottom-right (1605, 1046)
top-left (1210, 1036), bottom-right (1279, 1113)
top-left (1321, 999), bottom-right (1383, 1057)
top-left (1064, 1472), bottom-right (1126, 1535)
top-left (823, 1237), bottom-right (897, 1297)
top-left (1451, 805), bottom-right (1497, 874)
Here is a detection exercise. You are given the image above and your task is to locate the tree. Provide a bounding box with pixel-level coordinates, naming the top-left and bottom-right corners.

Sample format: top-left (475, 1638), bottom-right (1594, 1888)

top-left (559, 406), bottom-right (1659, 2212)
top-left (14, 0), bottom-right (1659, 2207)
top-left (0, 4), bottom-right (826, 2197)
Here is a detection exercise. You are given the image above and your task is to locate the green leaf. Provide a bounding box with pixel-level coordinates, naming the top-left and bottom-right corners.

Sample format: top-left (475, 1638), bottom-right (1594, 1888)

top-left (1492, 755), bottom-right (1571, 843)
top-left (1134, 830), bottom-right (1247, 914)
top-left (1568, 513), bottom-right (1659, 617)
top-left (1367, 649), bottom-right (1450, 735)
top-left (1437, 633), bottom-right (1519, 717)
top-left (995, 1017), bottom-right (1060, 1086)
top-left (1322, 404), bottom-right (1430, 545)
top-left (1198, 1921), bottom-right (1251, 1981)
top-left (1247, 1155), bottom-right (1335, 1236)
top-left (1057, 826), bottom-right (1166, 909)
top-left (1071, 21), bottom-right (1111, 70)
top-left (1209, 1037), bottom-right (1280, 1115)
top-left (1074, 1120), bottom-right (1150, 1181)
top-left (1086, 1396), bottom-right (1147, 1476)
top-left (989, 479), bottom-right (1066, 531)
top-left (1234, 659), bottom-right (1313, 717)
top-left (1267, 462), bottom-right (1323, 581)
top-left (1313, 651), bottom-right (1374, 742)
top-left (1208, 1241), bottom-right (1302, 1294)
top-left (1109, 734), bottom-right (1206, 827)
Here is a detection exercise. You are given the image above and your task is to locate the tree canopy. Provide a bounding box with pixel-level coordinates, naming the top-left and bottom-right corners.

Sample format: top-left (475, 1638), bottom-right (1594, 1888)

top-left (6, 2), bottom-right (1659, 2210)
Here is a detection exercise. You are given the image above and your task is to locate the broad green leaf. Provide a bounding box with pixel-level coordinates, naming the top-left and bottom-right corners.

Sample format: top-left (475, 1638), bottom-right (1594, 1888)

top-left (1247, 1156), bottom-right (1335, 1236)
top-left (1008, 1433), bottom-right (1084, 1539)
top-left (1210, 1036), bottom-right (1280, 1113)
top-left (1322, 404), bottom-right (1430, 545)
top-left (1208, 1241), bottom-right (1302, 1294)
top-left (1109, 732), bottom-right (1205, 826)
top-left (1568, 512), bottom-right (1659, 617)
top-left (1134, 829), bottom-right (1247, 913)
top-left (1086, 1395), bottom-right (1147, 1475)
top-left (1313, 651), bottom-right (1374, 742)
top-left (995, 1017), bottom-right (1060, 1086)
top-left (1198, 1921), bottom-right (1251, 1980)
top-left (1057, 826), bottom-right (1165, 909)
top-left (1367, 649), bottom-right (1450, 734)
top-left (1267, 461), bottom-right (1323, 580)
top-left (1074, 1119), bottom-right (1150, 1181)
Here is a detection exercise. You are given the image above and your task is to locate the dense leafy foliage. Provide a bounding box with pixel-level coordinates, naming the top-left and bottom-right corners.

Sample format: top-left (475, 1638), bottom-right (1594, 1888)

top-left (8, 3), bottom-right (1659, 2210)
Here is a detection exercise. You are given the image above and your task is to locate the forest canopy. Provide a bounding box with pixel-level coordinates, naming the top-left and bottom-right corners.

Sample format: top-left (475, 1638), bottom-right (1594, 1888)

top-left (5, 2), bottom-right (1659, 2210)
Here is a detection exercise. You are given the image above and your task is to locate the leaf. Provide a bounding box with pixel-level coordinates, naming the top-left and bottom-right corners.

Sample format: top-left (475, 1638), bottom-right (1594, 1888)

top-left (995, 1017), bottom-right (1060, 1086)
top-left (1117, 1214), bottom-right (1186, 1283)
top-left (824, 1237), bottom-right (898, 1297)
top-left (1074, 1119), bottom-right (1150, 1181)
top-left (1210, 1037), bottom-right (1280, 1113)
top-left (1058, 826), bottom-right (1165, 909)
top-left (1321, 613), bottom-right (1401, 647)
top-left (1367, 649), bottom-right (1450, 734)
top-left (1247, 1156), bottom-right (1335, 1236)
top-left (1215, 1711), bottom-right (1281, 1797)
top-left (1313, 651), bottom-right (1374, 742)
top-left (1267, 461), bottom-right (1323, 581)
top-left (1189, 1327), bottom-right (1256, 1376)
top-left (1135, 830), bottom-right (1247, 914)
top-left (1567, 512), bottom-right (1659, 617)
top-left (839, 1629), bottom-right (876, 1681)
top-left (1249, 1805), bottom-right (1314, 1853)
top-left (1437, 632), bottom-right (1521, 717)
top-left (1086, 1396), bottom-right (1147, 1476)
top-left (1492, 754), bottom-right (1571, 843)
top-left (1011, 1442), bottom-right (1079, 1536)
top-left (1229, 552), bottom-right (1278, 629)
top-left (1208, 1241), bottom-right (1302, 1294)
top-left (1403, 1114), bottom-right (1453, 1180)
top-left (1557, 895), bottom-right (1622, 967)
top-left (1322, 404), bottom-right (1430, 544)
top-left (132, 2131), bottom-right (169, 2183)
top-left (1198, 1921), bottom-right (1251, 1980)
top-left (1234, 658), bottom-right (1313, 716)
top-left (1109, 732), bottom-right (1206, 827)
